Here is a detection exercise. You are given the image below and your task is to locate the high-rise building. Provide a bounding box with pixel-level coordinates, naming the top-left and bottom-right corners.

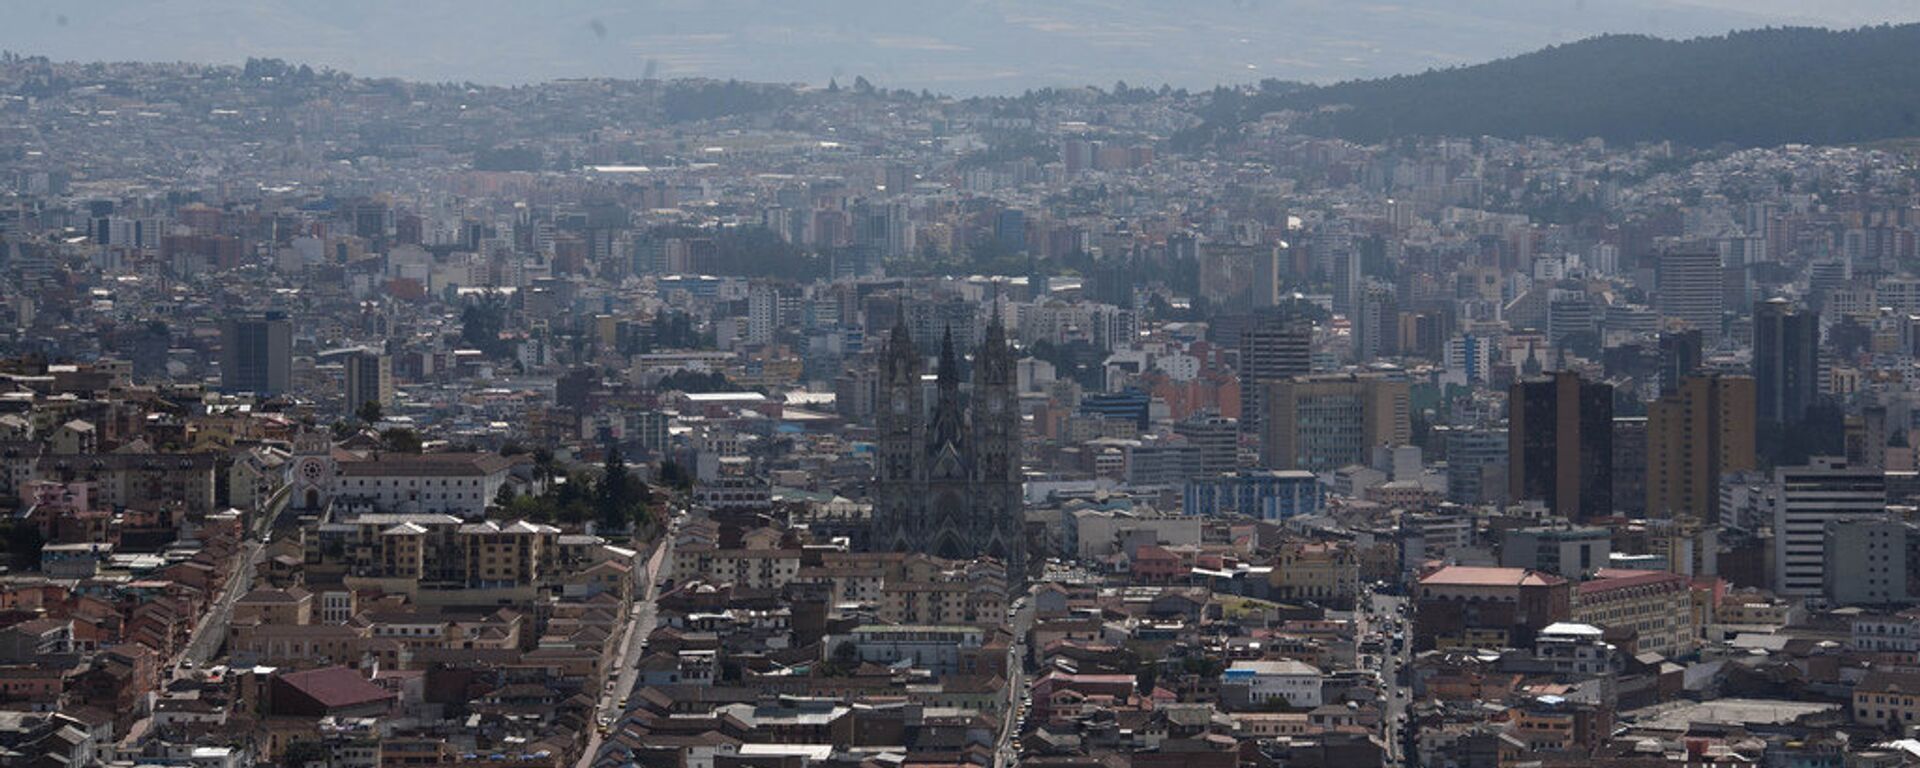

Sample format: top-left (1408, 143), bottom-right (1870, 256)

top-left (1753, 298), bottom-right (1819, 427)
top-left (1611, 417), bottom-right (1648, 517)
top-left (221, 312), bottom-right (292, 397)
top-left (1656, 329), bottom-right (1701, 397)
top-left (1509, 372), bottom-right (1614, 522)
top-left (851, 199), bottom-right (911, 272)
top-left (1656, 250), bottom-right (1724, 343)
top-left (1355, 281), bottom-right (1397, 361)
top-left (1823, 518), bottom-right (1912, 606)
top-left (1259, 373), bottom-right (1411, 474)
top-left (871, 314), bottom-right (1024, 580)
top-left (747, 284), bottom-right (779, 346)
top-left (1445, 425), bottom-right (1509, 506)
top-left (1447, 334), bottom-right (1492, 384)
top-left (1772, 457), bottom-right (1886, 596)
top-left (1198, 242), bottom-right (1281, 314)
top-left (1647, 375), bottom-right (1756, 524)
top-left (1174, 414), bottom-right (1240, 476)
top-left (1546, 289), bottom-right (1594, 348)
top-left (1236, 313), bottom-right (1312, 436)
top-left (344, 349), bottom-right (392, 419)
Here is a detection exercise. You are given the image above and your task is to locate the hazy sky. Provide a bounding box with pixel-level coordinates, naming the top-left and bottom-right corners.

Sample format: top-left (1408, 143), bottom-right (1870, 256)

top-left (6, 0), bottom-right (1920, 94)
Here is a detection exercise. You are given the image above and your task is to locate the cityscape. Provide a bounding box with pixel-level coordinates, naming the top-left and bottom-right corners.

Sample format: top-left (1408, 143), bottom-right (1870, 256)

top-left (7, 6), bottom-right (1920, 768)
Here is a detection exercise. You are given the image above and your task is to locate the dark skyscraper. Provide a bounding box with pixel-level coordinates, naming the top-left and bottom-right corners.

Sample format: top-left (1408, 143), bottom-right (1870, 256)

top-left (1236, 311), bottom-right (1312, 436)
top-left (1657, 250), bottom-right (1724, 343)
top-left (1657, 329), bottom-right (1701, 396)
top-left (1509, 371), bottom-right (1614, 522)
top-left (1753, 298), bottom-right (1819, 426)
top-left (871, 311), bottom-right (1025, 580)
top-left (221, 312), bottom-right (292, 397)
top-left (344, 349), bottom-right (392, 418)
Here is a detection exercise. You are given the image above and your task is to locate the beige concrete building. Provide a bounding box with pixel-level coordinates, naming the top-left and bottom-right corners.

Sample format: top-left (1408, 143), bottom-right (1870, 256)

top-left (1259, 373), bottom-right (1410, 473)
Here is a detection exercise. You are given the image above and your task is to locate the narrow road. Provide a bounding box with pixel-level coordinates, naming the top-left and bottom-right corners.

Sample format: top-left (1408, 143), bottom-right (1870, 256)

top-left (996, 592), bottom-right (1035, 768)
top-left (578, 532), bottom-right (672, 768)
top-left (1364, 592), bottom-right (1411, 766)
top-left (177, 539), bottom-right (262, 667)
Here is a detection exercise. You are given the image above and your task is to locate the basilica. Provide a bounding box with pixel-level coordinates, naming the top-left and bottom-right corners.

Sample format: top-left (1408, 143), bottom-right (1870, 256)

top-left (870, 313), bottom-right (1026, 581)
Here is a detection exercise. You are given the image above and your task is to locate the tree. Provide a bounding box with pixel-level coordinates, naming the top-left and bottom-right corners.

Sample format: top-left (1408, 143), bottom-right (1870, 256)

top-left (380, 428), bottom-right (422, 454)
top-left (0, 523), bottom-right (43, 570)
top-left (355, 399), bottom-right (383, 425)
top-left (596, 444), bottom-right (635, 532)
top-left (657, 369), bottom-right (743, 394)
top-left (1136, 661), bottom-right (1159, 694)
top-left (461, 294), bottom-right (508, 357)
top-left (281, 740), bottom-right (330, 768)
top-left (659, 459), bottom-right (693, 491)
top-left (551, 473), bottom-right (593, 525)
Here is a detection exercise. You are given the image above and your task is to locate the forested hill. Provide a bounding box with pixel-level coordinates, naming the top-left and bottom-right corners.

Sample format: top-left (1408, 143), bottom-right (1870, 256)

top-left (1264, 25), bottom-right (1920, 148)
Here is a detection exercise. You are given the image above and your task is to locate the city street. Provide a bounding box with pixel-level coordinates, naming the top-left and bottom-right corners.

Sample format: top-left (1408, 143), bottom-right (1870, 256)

top-left (176, 490), bottom-right (288, 670)
top-left (579, 531), bottom-right (674, 768)
top-left (996, 593), bottom-right (1036, 768)
top-left (176, 539), bottom-right (263, 668)
top-left (1360, 592), bottom-right (1412, 766)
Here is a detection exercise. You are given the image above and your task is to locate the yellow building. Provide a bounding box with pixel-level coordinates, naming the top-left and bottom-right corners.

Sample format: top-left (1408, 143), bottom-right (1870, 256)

top-left (1269, 541), bottom-right (1361, 606)
top-left (458, 520), bottom-right (560, 587)
top-left (1646, 375), bottom-right (1755, 522)
top-left (1854, 671), bottom-right (1920, 729)
top-left (1570, 569), bottom-right (1697, 659)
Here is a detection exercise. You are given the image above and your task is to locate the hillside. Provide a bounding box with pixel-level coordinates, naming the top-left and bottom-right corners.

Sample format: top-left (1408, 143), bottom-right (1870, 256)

top-left (1259, 25), bottom-right (1920, 147)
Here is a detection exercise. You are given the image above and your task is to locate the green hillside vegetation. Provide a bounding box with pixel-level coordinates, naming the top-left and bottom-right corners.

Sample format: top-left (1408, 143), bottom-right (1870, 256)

top-left (1237, 25), bottom-right (1920, 147)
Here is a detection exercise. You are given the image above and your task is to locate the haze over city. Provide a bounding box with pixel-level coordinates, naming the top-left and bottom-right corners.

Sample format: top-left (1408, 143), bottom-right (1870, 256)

top-left (7, 0), bottom-right (1920, 92)
top-left (6, 3), bottom-right (1920, 768)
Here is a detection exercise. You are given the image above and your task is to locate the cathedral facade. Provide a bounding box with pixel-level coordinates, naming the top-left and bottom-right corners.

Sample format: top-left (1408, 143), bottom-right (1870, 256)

top-left (871, 314), bottom-right (1025, 581)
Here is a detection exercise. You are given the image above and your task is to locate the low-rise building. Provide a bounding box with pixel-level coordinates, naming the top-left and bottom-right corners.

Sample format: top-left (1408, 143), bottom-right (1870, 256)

top-left (1222, 659), bottom-right (1324, 710)
top-left (1571, 568), bottom-right (1697, 658)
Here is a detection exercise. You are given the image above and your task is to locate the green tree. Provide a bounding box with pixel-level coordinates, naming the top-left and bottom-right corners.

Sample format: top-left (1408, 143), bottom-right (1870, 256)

top-left (552, 472), bottom-right (593, 524)
top-left (596, 444), bottom-right (635, 532)
top-left (461, 294), bottom-right (508, 356)
top-left (280, 740), bottom-right (330, 768)
top-left (355, 399), bottom-right (383, 425)
top-left (380, 427), bottom-right (422, 454)
top-left (1136, 662), bottom-right (1159, 693)
top-left (658, 459), bottom-right (693, 491)
top-left (0, 523), bottom-right (43, 570)
top-left (532, 447), bottom-right (557, 485)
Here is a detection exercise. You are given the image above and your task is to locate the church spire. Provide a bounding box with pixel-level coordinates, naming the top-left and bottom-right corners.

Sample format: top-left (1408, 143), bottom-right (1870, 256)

top-left (885, 310), bottom-right (918, 380)
top-left (937, 325), bottom-right (959, 389)
top-left (890, 310), bottom-right (914, 352)
top-left (983, 306), bottom-right (1006, 348)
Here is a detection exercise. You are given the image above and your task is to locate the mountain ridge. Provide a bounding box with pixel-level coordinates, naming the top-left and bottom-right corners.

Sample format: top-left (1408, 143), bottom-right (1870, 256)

top-left (1258, 24), bottom-right (1920, 147)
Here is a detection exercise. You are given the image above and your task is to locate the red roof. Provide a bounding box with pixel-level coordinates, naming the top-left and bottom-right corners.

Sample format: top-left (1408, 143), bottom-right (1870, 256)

top-left (1133, 545), bottom-right (1180, 562)
top-left (277, 666), bottom-right (396, 710)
